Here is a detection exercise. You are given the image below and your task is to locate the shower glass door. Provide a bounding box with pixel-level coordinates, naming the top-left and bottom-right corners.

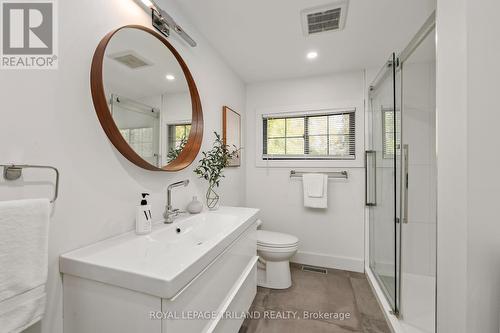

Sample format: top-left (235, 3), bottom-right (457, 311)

top-left (367, 53), bottom-right (401, 314)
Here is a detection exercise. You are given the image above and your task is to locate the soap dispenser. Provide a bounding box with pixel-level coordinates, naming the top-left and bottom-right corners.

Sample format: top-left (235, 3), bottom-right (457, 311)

top-left (136, 193), bottom-right (152, 235)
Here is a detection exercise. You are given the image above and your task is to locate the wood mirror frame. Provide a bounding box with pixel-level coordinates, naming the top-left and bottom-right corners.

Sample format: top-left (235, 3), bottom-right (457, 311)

top-left (90, 25), bottom-right (203, 171)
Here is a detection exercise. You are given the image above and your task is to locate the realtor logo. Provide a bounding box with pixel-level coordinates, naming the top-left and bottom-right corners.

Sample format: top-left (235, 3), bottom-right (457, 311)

top-left (1, 0), bottom-right (58, 69)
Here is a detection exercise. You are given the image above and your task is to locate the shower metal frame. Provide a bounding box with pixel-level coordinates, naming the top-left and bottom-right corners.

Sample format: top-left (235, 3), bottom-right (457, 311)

top-left (370, 12), bottom-right (435, 95)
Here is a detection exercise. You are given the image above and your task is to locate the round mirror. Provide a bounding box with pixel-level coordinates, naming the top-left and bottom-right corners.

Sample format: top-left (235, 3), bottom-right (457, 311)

top-left (91, 25), bottom-right (203, 171)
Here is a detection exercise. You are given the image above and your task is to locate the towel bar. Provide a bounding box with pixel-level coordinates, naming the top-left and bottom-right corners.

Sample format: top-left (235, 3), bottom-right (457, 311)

top-left (1, 164), bottom-right (60, 203)
top-left (290, 170), bottom-right (348, 179)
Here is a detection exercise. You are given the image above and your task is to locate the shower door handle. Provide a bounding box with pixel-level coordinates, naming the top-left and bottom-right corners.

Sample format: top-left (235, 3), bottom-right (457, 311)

top-left (365, 150), bottom-right (377, 206)
top-left (402, 144), bottom-right (409, 224)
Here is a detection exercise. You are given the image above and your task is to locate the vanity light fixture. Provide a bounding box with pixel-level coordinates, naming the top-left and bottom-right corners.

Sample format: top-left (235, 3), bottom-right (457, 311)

top-left (140, 0), bottom-right (153, 7)
top-left (166, 74), bottom-right (175, 81)
top-left (135, 0), bottom-right (197, 47)
top-left (307, 51), bottom-right (318, 60)
top-left (152, 10), bottom-right (170, 38)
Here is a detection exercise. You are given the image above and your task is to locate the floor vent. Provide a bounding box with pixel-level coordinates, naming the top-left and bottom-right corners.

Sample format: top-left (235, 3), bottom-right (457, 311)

top-left (301, 0), bottom-right (349, 36)
top-left (301, 265), bottom-right (328, 275)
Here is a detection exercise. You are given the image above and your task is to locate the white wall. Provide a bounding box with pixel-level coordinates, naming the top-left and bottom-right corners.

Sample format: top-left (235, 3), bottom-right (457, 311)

top-left (245, 71), bottom-right (366, 272)
top-left (437, 0), bottom-right (500, 332)
top-left (163, 92), bottom-right (191, 123)
top-left (435, 0), bottom-right (470, 332)
top-left (0, 1), bottom-right (246, 333)
top-left (161, 91), bottom-right (191, 164)
top-left (465, 0), bottom-right (500, 331)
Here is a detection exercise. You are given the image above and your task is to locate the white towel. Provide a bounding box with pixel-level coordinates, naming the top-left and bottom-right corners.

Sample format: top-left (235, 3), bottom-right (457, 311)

top-left (0, 199), bottom-right (50, 332)
top-left (303, 174), bottom-right (328, 208)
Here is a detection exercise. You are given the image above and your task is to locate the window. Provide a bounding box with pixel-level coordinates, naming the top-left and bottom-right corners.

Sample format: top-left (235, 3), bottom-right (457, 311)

top-left (119, 127), bottom-right (153, 158)
top-left (167, 123), bottom-right (191, 151)
top-left (382, 108), bottom-right (400, 158)
top-left (262, 110), bottom-right (355, 160)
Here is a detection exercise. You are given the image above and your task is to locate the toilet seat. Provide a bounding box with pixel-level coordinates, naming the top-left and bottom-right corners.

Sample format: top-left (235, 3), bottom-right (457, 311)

top-left (256, 230), bottom-right (299, 248)
top-left (257, 243), bottom-right (298, 253)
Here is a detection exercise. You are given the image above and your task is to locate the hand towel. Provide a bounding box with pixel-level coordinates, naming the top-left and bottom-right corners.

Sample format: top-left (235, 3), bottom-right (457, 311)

top-left (303, 173), bottom-right (325, 198)
top-left (303, 174), bottom-right (328, 208)
top-left (0, 199), bottom-right (50, 332)
top-left (0, 286), bottom-right (46, 333)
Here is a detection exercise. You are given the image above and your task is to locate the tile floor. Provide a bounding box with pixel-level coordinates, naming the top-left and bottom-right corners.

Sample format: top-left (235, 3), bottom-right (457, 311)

top-left (240, 264), bottom-right (391, 333)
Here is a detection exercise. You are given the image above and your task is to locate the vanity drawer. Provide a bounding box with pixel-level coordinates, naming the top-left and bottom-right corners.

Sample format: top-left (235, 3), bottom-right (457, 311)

top-left (211, 258), bottom-right (257, 333)
top-left (162, 224), bottom-right (256, 333)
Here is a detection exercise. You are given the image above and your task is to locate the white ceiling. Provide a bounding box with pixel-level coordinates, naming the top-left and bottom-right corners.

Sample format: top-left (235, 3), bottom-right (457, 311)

top-left (176, 0), bottom-right (436, 83)
top-left (103, 27), bottom-right (188, 100)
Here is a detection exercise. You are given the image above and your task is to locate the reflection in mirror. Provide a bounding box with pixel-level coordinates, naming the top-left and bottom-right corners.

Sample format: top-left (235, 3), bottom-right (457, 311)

top-left (102, 27), bottom-right (192, 168)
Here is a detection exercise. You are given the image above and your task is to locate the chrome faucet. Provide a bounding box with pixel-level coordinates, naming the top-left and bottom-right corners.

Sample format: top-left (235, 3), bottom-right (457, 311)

top-left (164, 179), bottom-right (189, 223)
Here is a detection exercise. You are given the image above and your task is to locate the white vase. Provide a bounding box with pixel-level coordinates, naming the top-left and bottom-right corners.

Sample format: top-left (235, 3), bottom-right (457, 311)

top-left (187, 196), bottom-right (203, 214)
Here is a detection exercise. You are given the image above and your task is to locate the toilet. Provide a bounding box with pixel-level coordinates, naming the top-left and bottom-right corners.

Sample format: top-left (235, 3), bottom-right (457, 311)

top-left (256, 220), bottom-right (299, 289)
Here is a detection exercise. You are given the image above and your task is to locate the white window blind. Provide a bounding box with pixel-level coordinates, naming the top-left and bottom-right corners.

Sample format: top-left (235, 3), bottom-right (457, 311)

top-left (262, 109), bottom-right (356, 160)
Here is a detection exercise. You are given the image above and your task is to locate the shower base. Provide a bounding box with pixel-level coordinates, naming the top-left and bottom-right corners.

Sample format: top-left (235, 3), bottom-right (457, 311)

top-left (366, 268), bottom-right (435, 333)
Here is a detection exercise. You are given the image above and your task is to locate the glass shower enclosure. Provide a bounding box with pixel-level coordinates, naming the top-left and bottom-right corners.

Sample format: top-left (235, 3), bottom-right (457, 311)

top-left (366, 12), bottom-right (436, 333)
top-left (366, 52), bottom-right (402, 313)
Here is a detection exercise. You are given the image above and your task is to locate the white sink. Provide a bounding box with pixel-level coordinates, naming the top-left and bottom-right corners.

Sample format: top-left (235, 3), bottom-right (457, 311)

top-left (60, 206), bottom-right (259, 299)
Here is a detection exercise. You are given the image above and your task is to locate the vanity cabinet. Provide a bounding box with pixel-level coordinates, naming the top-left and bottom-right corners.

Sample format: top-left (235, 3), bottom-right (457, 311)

top-left (161, 225), bottom-right (257, 333)
top-left (61, 210), bottom-right (258, 333)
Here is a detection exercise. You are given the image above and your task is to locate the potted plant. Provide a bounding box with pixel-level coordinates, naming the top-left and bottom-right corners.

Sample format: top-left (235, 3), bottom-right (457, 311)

top-left (194, 132), bottom-right (239, 209)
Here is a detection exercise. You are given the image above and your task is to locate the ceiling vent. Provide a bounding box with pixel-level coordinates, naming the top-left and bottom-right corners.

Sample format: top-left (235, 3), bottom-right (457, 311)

top-left (301, 0), bottom-right (349, 36)
top-left (109, 51), bottom-right (152, 69)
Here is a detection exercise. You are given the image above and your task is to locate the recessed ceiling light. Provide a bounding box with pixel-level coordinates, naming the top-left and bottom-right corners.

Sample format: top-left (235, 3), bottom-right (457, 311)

top-left (307, 51), bottom-right (318, 59)
top-left (166, 74), bottom-right (175, 81)
top-left (307, 51), bottom-right (318, 60)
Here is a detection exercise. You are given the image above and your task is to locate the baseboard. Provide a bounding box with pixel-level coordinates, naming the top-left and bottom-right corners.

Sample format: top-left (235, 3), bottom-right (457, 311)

top-left (291, 251), bottom-right (364, 273)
